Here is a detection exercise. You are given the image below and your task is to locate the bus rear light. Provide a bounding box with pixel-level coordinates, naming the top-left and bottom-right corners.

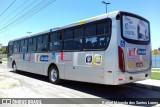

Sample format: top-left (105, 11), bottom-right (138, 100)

top-left (118, 46), bottom-right (125, 72)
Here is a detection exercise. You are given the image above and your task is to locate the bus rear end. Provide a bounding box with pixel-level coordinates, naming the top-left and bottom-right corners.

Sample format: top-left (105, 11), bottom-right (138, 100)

top-left (116, 12), bottom-right (151, 85)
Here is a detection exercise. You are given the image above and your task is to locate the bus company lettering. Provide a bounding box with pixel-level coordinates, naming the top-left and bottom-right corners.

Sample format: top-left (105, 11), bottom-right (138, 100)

top-left (40, 55), bottom-right (49, 62)
top-left (128, 48), bottom-right (146, 56)
top-left (36, 55), bottom-right (49, 62)
top-left (137, 49), bottom-right (146, 55)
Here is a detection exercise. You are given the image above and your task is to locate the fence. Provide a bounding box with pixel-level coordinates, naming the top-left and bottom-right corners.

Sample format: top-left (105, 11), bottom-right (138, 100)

top-left (152, 55), bottom-right (160, 68)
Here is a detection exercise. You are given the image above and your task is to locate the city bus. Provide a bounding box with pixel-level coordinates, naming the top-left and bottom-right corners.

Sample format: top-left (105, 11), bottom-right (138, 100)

top-left (7, 11), bottom-right (151, 85)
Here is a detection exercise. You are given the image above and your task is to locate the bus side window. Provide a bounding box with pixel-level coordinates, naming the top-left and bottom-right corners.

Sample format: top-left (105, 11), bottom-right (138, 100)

top-left (28, 38), bottom-right (33, 53)
top-left (37, 35), bottom-right (43, 52)
top-left (84, 23), bottom-right (96, 37)
top-left (24, 39), bottom-right (28, 53)
top-left (13, 41), bottom-right (18, 53)
top-left (74, 27), bottom-right (83, 50)
top-left (63, 28), bottom-right (74, 50)
top-left (42, 34), bottom-right (49, 52)
top-left (20, 40), bottom-right (24, 53)
top-left (17, 41), bottom-right (20, 53)
top-left (50, 31), bottom-right (62, 51)
top-left (8, 42), bottom-right (13, 56)
top-left (33, 37), bottom-right (37, 52)
top-left (84, 19), bottom-right (111, 50)
top-left (84, 23), bottom-right (96, 50)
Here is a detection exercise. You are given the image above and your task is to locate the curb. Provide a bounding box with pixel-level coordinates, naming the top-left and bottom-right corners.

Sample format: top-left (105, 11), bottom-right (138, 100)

top-left (130, 83), bottom-right (160, 91)
top-left (2, 61), bottom-right (7, 64)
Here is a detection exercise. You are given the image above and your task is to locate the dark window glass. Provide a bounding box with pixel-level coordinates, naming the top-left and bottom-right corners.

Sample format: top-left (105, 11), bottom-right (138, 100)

top-left (64, 29), bottom-right (73, 40)
top-left (37, 35), bottom-right (48, 52)
top-left (74, 27), bottom-right (83, 39)
top-left (43, 35), bottom-right (48, 43)
top-left (50, 31), bottom-right (62, 51)
top-left (97, 22), bottom-right (108, 35)
top-left (42, 35), bottom-right (48, 52)
top-left (49, 41), bottom-right (62, 51)
top-left (19, 39), bottom-right (27, 53)
top-left (8, 45), bottom-right (13, 54)
top-left (22, 39), bottom-right (28, 53)
top-left (84, 23), bottom-right (96, 37)
top-left (64, 40), bottom-right (74, 50)
top-left (50, 32), bottom-right (59, 41)
top-left (105, 22), bottom-right (111, 35)
top-left (28, 38), bottom-right (33, 52)
top-left (13, 42), bottom-right (16, 53)
top-left (8, 42), bottom-right (13, 55)
top-left (38, 36), bottom-right (42, 44)
top-left (64, 39), bottom-right (82, 51)
top-left (73, 39), bottom-right (82, 50)
top-left (24, 39), bottom-right (28, 46)
top-left (20, 40), bottom-right (24, 53)
top-left (17, 41), bottom-right (20, 53)
top-left (33, 37), bottom-right (37, 52)
top-left (84, 36), bottom-right (109, 50)
top-left (37, 36), bottom-right (43, 52)
top-left (29, 38), bottom-right (33, 46)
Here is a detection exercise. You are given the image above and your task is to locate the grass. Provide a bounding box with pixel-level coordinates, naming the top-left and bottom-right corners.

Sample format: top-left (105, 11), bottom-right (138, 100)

top-left (151, 72), bottom-right (160, 80)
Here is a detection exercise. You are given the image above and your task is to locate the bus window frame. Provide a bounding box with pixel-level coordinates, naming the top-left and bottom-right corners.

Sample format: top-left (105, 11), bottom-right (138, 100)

top-left (83, 18), bottom-right (112, 51)
top-left (62, 26), bottom-right (83, 51)
top-left (120, 12), bottom-right (151, 45)
top-left (49, 31), bottom-right (63, 52)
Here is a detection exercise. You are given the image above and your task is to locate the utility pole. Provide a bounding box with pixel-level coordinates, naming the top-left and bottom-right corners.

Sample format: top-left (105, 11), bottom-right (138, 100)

top-left (27, 32), bottom-right (32, 36)
top-left (102, 1), bottom-right (110, 13)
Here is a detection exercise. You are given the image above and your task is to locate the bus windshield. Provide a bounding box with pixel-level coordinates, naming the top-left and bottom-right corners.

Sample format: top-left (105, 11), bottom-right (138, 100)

top-left (121, 13), bottom-right (150, 44)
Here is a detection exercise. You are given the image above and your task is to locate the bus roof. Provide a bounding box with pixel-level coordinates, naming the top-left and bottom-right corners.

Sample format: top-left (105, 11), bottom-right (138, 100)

top-left (8, 11), bottom-right (121, 43)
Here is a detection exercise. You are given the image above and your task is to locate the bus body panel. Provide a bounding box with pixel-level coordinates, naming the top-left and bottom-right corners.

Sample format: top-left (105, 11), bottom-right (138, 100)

top-left (103, 17), bottom-right (119, 85)
top-left (114, 12), bottom-right (151, 85)
top-left (64, 51), bottom-right (105, 84)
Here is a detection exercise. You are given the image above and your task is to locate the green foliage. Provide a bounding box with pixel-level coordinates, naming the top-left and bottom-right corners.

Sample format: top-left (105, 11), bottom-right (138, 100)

top-left (0, 46), bottom-right (7, 54)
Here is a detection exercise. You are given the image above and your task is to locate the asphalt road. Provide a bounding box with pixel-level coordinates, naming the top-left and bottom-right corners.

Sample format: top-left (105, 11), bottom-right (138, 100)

top-left (0, 63), bottom-right (160, 107)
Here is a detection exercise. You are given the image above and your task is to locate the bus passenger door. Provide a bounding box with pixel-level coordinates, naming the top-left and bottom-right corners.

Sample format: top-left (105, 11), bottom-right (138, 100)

top-left (33, 53), bottom-right (45, 75)
top-left (29, 53), bottom-right (36, 73)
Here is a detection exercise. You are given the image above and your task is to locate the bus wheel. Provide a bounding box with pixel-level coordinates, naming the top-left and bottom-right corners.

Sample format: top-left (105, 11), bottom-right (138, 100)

top-left (12, 63), bottom-right (17, 72)
top-left (49, 67), bottom-right (60, 84)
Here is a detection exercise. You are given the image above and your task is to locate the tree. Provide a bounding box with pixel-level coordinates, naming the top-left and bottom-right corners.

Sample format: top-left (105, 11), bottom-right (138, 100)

top-left (0, 46), bottom-right (7, 54)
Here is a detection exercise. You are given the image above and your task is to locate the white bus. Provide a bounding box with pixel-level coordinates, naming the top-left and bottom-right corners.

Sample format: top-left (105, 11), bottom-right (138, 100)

top-left (7, 11), bottom-right (151, 85)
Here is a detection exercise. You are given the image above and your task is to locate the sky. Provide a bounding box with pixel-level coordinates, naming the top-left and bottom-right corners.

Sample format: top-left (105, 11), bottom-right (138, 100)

top-left (0, 0), bottom-right (159, 49)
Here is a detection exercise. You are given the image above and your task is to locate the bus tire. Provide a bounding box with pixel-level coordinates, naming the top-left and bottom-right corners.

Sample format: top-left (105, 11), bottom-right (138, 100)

top-left (49, 66), bottom-right (60, 84)
top-left (12, 62), bottom-right (17, 72)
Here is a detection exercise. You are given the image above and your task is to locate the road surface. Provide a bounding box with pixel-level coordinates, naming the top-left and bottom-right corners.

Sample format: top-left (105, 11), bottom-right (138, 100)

top-left (0, 63), bottom-right (160, 107)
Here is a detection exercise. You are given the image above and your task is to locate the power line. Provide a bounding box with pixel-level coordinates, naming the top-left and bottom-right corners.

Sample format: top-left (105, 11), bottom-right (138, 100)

top-left (10, 0), bottom-right (57, 28)
top-left (0, 0), bottom-right (17, 18)
top-left (0, 0), bottom-right (38, 28)
top-left (0, 0), bottom-right (29, 25)
top-left (0, 0), bottom-right (56, 32)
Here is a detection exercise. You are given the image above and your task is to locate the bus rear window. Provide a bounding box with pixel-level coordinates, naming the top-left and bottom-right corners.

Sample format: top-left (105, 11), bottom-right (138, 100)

top-left (121, 13), bottom-right (150, 44)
